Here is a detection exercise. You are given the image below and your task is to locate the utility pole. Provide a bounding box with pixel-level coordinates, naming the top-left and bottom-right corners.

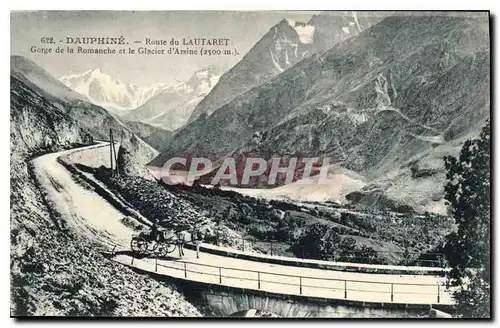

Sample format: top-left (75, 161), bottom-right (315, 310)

top-left (109, 129), bottom-right (114, 177)
top-left (119, 130), bottom-right (125, 172)
top-left (110, 130), bottom-right (118, 175)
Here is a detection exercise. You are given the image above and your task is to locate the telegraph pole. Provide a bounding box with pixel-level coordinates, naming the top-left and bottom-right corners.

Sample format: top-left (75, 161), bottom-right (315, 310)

top-left (109, 129), bottom-right (113, 176)
top-left (110, 130), bottom-right (118, 175)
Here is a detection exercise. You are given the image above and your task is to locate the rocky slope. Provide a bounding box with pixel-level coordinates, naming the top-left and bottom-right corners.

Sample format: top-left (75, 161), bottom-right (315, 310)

top-left (60, 68), bottom-right (169, 114)
top-left (122, 120), bottom-right (173, 151)
top-left (10, 70), bottom-right (200, 316)
top-left (187, 12), bottom-right (388, 123)
top-left (10, 75), bottom-right (93, 162)
top-left (11, 55), bottom-right (86, 103)
top-left (152, 13), bottom-right (490, 213)
top-left (12, 56), bottom-right (158, 165)
top-left (123, 66), bottom-right (223, 131)
top-left (10, 169), bottom-right (201, 316)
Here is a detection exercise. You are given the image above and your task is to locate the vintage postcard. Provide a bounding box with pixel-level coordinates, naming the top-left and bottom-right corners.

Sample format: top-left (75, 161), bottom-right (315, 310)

top-left (10, 10), bottom-right (491, 318)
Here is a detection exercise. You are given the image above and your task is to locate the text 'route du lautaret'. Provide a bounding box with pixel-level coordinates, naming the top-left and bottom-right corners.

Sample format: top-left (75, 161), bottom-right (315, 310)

top-left (145, 38), bottom-right (230, 46)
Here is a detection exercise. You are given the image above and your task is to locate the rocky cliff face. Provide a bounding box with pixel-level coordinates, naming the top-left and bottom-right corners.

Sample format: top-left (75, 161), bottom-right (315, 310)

top-left (187, 12), bottom-right (388, 123)
top-left (10, 75), bottom-right (93, 162)
top-left (151, 13), bottom-right (489, 213)
top-left (10, 56), bottom-right (201, 316)
top-left (12, 56), bottom-right (159, 165)
top-left (10, 77), bottom-right (200, 317)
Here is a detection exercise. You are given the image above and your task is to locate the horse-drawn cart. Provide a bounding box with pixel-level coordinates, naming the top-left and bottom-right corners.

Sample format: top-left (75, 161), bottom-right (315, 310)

top-left (130, 220), bottom-right (208, 258)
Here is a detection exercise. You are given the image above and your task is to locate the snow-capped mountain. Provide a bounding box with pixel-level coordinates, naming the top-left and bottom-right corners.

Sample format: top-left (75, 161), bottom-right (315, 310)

top-left (59, 68), bottom-right (170, 114)
top-left (11, 55), bottom-right (158, 166)
top-left (187, 12), bottom-right (390, 123)
top-left (123, 66), bottom-right (223, 132)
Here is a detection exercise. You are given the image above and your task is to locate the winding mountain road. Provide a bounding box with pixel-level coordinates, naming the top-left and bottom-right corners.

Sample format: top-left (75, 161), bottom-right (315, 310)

top-left (31, 143), bottom-right (133, 247)
top-left (30, 143), bottom-right (456, 307)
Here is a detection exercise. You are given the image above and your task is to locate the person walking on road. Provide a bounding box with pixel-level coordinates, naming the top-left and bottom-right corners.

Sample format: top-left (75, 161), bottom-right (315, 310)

top-left (150, 220), bottom-right (159, 242)
top-left (192, 223), bottom-right (204, 259)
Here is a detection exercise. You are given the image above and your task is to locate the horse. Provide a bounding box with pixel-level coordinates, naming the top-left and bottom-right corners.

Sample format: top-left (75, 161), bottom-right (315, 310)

top-left (176, 227), bottom-right (208, 258)
top-left (176, 230), bottom-right (192, 257)
top-left (152, 228), bottom-right (196, 257)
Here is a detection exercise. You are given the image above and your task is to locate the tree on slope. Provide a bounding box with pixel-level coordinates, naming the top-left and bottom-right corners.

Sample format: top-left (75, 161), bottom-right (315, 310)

top-left (443, 120), bottom-right (490, 318)
top-left (291, 223), bottom-right (342, 260)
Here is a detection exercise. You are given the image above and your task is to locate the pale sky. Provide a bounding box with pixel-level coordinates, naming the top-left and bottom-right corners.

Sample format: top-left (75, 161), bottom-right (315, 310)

top-left (11, 11), bottom-right (319, 86)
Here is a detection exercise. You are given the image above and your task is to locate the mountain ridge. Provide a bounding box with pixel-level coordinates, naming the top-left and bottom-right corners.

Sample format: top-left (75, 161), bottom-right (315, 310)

top-left (12, 56), bottom-right (159, 168)
top-left (123, 66), bottom-right (223, 131)
top-left (187, 12), bottom-right (389, 123)
top-left (60, 68), bottom-right (171, 114)
top-left (149, 14), bottom-right (489, 213)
